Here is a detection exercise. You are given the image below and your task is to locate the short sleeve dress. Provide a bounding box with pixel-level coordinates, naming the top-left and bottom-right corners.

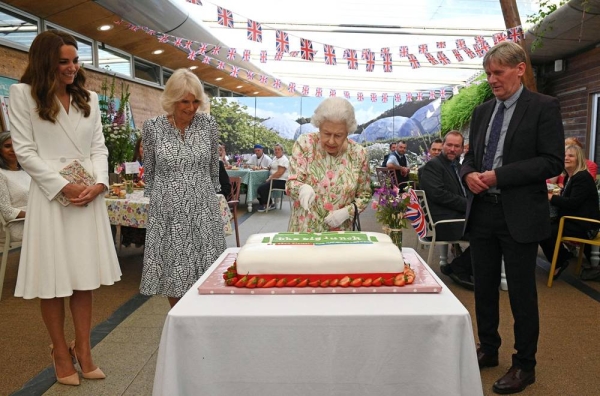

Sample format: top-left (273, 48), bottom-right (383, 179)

top-left (140, 113), bottom-right (227, 298)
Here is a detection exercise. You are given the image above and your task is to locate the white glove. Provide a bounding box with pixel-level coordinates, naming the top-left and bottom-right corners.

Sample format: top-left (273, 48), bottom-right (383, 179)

top-left (324, 208), bottom-right (350, 228)
top-left (298, 184), bottom-right (316, 211)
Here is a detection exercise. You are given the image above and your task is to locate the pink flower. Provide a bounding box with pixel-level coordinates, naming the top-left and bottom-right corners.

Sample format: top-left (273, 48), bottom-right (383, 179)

top-left (324, 202), bottom-right (334, 211)
top-left (320, 179), bottom-right (329, 188)
top-left (371, 201), bottom-right (379, 210)
top-left (326, 170), bottom-right (334, 180)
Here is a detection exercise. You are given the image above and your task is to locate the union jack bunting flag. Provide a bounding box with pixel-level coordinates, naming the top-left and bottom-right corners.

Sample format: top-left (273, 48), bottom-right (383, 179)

top-left (211, 45), bottom-right (221, 55)
top-left (436, 41), bottom-right (446, 49)
top-left (357, 92), bottom-right (364, 102)
top-left (260, 50), bottom-right (267, 63)
top-left (230, 66), bottom-right (239, 78)
top-left (455, 39), bottom-right (466, 49)
top-left (429, 90), bottom-right (436, 99)
top-left (361, 49), bottom-right (371, 59)
top-left (329, 89), bottom-right (336, 97)
top-left (380, 47), bottom-right (390, 55)
top-left (463, 47), bottom-right (476, 59)
top-left (394, 93), bottom-right (402, 102)
top-left (186, 0), bottom-right (202, 4)
top-left (128, 24), bottom-right (140, 32)
top-left (418, 44), bottom-right (428, 54)
top-left (323, 45), bottom-right (337, 65)
top-left (408, 54), bottom-right (420, 69)
top-left (259, 75), bottom-right (268, 84)
top-left (315, 87), bottom-right (322, 97)
top-left (343, 49), bottom-right (358, 70)
top-left (406, 189), bottom-right (427, 239)
top-left (246, 70), bottom-right (255, 80)
top-left (216, 61), bottom-right (225, 70)
top-left (143, 28), bottom-right (155, 36)
top-left (406, 92), bottom-right (413, 102)
top-left (187, 50), bottom-right (198, 61)
top-left (274, 52), bottom-right (283, 61)
top-left (492, 32), bottom-right (507, 44)
top-left (227, 48), bottom-right (237, 60)
top-left (382, 53), bottom-right (392, 72)
top-left (217, 7), bottom-right (234, 28)
top-left (424, 53), bottom-right (438, 65)
top-left (184, 40), bottom-right (193, 50)
top-left (473, 44), bottom-right (485, 57)
top-left (451, 49), bottom-right (464, 62)
top-left (198, 43), bottom-right (208, 54)
top-left (247, 19), bottom-right (262, 42)
top-left (481, 40), bottom-right (491, 52)
top-left (158, 34), bottom-right (170, 43)
top-left (507, 26), bottom-right (523, 43)
top-left (344, 91), bottom-right (350, 99)
top-left (475, 36), bottom-right (487, 47)
top-left (275, 30), bottom-right (289, 53)
top-left (370, 93), bottom-right (377, 102)
top-left (382, 93), bottom-right (388, 103)
top-left (399, 46), bottom-right (409, 57)
top-left (440, 89), bottom-right (446, 99)
top-left (416, 92), bottom-right (423, 101)
top-left (288, 82), bottom-right (296, 93)
top-left (365, 51), bottom-right (375, 72)
top-left (273, 79), bottom-right (281, 89)
top-left (300, 39), bottom-right (315, 61)
top-left (242, 49), bottom-right (251, 61)
top-left (289, 51), bottom-right (299, 57)
top-left (302, 85), bottom-right (310, 95)
top-left (437, 51), bottom-right (451, 65)
top-left (174, 37), bottom-right (183, 47)
top-left (202, 56), bottom-right (211, 64)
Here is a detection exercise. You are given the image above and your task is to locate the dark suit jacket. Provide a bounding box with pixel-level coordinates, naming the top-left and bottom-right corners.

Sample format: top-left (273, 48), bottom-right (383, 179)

top-left (460, 88), bottom-right (564, 243)
top-left (419, 155), bottom-right (468, 240)
top-left (551, 170), bottom-right (600, 230)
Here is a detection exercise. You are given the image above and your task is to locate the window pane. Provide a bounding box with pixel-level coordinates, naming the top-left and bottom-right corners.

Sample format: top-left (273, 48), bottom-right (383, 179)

top-left (98, 46), bottom-right (131, 77)
top-left (134, 59), bottom-right (160, 84)
top-left (163, 69), bottom-right (173, 85)
top-left (0, 9), bottom-right (38, 48)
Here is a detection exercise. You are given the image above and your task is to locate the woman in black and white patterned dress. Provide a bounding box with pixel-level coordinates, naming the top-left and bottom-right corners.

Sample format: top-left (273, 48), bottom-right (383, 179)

top-left (140, 69), bottom-right (226, 307)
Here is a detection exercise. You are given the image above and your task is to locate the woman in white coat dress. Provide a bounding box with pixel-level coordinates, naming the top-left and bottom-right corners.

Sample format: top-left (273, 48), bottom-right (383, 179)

top-left (10, 31), bottom-right (121, 386)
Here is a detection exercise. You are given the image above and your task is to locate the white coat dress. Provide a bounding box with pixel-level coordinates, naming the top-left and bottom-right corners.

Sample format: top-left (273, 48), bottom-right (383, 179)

top-left (9, 83), bottom-right (121, 299)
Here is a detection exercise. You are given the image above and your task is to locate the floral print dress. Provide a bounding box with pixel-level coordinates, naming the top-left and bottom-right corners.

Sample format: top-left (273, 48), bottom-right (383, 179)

top-left (286, 132), bottom-right (372, 232)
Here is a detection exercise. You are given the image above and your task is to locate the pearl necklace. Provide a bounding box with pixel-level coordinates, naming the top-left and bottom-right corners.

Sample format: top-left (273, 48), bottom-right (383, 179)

top-left (171, 115), bottom-right (186, 137)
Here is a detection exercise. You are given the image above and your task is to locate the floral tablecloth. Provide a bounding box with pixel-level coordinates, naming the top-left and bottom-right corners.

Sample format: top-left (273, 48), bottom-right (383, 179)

top-left (105, 190), bottom-right (233, 235)
top-left (226, 169), bottom-right (269, 211)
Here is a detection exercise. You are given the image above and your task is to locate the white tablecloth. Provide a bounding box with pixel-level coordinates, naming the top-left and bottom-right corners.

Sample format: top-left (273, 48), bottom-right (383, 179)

top-left (153, 248), bottom-right (483, 396)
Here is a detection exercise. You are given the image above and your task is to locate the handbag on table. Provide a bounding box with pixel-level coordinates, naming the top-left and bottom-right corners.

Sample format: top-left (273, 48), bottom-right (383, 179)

top-left (55, 160), bottom-right (96, 207)
top-left (351, 202), bottom-right (361, 231)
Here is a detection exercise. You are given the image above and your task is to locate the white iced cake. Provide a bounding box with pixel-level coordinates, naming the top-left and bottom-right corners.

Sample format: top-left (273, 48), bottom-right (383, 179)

top-left (236, 231), bottom-right (404, 277)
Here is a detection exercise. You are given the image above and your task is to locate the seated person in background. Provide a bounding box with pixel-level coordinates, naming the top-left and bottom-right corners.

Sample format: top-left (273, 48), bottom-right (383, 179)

top-left (219, 144), bottom-right (231, 168)
top-left (246, 144), bottom-right (272, 170)
top-left (381, 142), bottom-right (396, 167)
top-left (386, 140), bottom-right (410, 189)
top-left (419, 131), bottom-right (473, 290)
top-left (539, 144), bottom-right (600, 280)
top-left (0, 132), bottom-right (31, 242)
top-left (417, 138), bottom-right (443, 181)
top-left (217, 159), bottom-right (232, 200)
top-left (551, 137), bottom-right (598, 186)
top-left (257, 143), bottom-right (289, 212)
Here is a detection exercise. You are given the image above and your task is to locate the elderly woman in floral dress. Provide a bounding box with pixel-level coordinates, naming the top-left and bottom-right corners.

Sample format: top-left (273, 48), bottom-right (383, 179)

top-left (286, 97), bottom-right (371, 232)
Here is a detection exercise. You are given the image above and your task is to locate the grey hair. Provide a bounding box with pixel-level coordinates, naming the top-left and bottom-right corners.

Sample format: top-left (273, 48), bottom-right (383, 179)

top-left (160, 68), bottom-right (209, 114)
top-left (0, 132), bottom-right (15, 170)
top-left (483, 41), bottom-right (527, 68)
top-left (273, 143), bottom-right (284, 153)
top-left (311, 97), bottom-right (357, 134)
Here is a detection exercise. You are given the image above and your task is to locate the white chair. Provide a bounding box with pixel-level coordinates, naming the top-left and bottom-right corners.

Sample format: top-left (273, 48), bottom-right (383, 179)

top-left (265, 179), bottom-right (289, 213)
top-left (0, 217), bottom-right (24, 301)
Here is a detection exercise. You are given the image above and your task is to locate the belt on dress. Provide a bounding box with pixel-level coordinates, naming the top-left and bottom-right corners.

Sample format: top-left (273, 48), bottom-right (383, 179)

top-left (477, 193), bottom-right (501, 204)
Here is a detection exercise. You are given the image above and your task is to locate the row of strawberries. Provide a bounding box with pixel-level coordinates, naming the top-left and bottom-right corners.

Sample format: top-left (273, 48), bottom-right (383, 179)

top-left (222, 265), bottom-right (416, 289)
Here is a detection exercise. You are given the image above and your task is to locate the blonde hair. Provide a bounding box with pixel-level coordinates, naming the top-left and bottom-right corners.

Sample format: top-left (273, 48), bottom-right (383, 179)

top-left (483, 41), bottom-right (527, 68)
top-left (160, 68), bottom-right (209, 114)
top-left (565, 144), bottom-right (587, 175)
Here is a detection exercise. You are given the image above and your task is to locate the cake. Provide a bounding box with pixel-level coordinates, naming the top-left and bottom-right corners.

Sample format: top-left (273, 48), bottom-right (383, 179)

top-left (223, 231), bottom-right (415, 288)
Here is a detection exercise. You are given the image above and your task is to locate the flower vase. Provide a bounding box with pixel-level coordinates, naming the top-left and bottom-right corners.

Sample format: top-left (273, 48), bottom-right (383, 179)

top-left (383, 226), bottom-right (403, 251)
top-left (124, 180), bottom-right (134, 196)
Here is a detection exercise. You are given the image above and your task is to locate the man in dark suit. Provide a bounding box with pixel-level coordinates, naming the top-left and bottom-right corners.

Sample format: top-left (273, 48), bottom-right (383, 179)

top-left (460, 41), bottom-right (564, 394)
top-left (419, 131), bottom-right (472, 289)
top-left (386, 140), bottom-right (409, 188)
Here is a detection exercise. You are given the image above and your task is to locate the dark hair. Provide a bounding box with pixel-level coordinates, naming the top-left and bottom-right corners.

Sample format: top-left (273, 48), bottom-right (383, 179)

top-left (397, 140), bottom-right (407, 145)
top-left (0, 132), bottom-right (18, 170)
top-left (133, 137), bottom-right (143, 162)
top-left (389, 142), bottom-right (396, 149)
top-left (431, 138), bottom-right (443, 146)
top-left (443, 130), bottom-right (464, 146)
top-left (20, 30), bottom-right (90, 123)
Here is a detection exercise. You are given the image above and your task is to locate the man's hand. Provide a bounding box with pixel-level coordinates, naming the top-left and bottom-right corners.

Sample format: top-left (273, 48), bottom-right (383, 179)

top-left (465, 172), bottom-right (489, 194)
top-left (478, 170), bottom-right (497, 188)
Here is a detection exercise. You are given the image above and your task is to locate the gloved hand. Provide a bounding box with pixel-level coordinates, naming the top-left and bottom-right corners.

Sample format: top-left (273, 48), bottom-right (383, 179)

top-left (298, 184), bottom-right (316, 211)
top-left (324, 208), bottom-right (350, 228)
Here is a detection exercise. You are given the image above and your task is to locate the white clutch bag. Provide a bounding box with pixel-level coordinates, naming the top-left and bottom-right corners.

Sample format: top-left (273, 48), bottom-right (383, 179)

top-left (55, 160), bottom-right (96, 207)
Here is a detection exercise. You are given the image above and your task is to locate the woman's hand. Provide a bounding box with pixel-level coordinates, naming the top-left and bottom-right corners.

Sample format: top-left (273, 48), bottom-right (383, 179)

top-left (299, 184), bottom-right (316, 210)
top-left (63, 183), bottom-right (105, 206)
top-left (324, 208), bottom-right (350, 228)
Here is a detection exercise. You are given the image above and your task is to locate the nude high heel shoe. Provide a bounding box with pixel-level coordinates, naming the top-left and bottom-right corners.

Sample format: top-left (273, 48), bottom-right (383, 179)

top-left (50, 345), bottom-right (80, 386)
top-left (69, 341), bottom-right (106, 379)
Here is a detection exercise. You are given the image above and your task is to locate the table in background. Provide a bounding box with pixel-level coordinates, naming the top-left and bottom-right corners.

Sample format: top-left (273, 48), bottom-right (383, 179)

top-left (105, 190), bottom-right (233, 250)
top-left (153, 248), bottom-right (483, 396)
top-left (226, 169), bottom-right (269, 212)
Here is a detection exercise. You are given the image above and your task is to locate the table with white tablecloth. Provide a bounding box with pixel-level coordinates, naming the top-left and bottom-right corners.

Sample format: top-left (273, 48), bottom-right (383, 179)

top-left (225, 169), bottom-right (269, 212)
top-left (153, 248), bottom-right (483, 396)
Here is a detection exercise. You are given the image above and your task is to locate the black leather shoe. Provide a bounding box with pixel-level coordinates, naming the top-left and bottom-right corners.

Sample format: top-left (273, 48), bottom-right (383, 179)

top-left (492, 366), bottom-right (535, 394)
top-left (476, 346), bottom-right (499, 368)
top-left (439, 263), bottom-right (453, 276)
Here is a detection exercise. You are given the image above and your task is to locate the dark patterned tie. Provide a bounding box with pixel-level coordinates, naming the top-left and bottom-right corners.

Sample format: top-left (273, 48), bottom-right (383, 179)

top-left (482, 102), bottom-right (505, 171)
top-left (451, 161), bottom-right (466, 197)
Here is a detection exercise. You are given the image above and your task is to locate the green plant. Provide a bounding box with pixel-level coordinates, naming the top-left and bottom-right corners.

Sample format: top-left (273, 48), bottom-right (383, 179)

top-left (527, 0), bottom-right (568, 52)
top-left (441, 76), bottom-right (492, 133)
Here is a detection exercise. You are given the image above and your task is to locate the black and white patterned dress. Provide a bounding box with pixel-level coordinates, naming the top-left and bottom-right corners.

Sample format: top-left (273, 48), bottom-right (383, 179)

top-left (140, 113), bottom-right (227, 298)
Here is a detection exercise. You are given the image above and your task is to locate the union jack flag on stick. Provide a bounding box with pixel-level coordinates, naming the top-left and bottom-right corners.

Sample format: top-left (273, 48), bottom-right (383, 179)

top-left (406, 189), bottom-right (427, 239)
top-left (247, 19), bottom-right (262, 42)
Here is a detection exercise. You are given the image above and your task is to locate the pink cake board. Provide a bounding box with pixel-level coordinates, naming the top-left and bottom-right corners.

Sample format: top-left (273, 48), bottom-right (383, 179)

top-left (198, 249), bottom-right (443, 295)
